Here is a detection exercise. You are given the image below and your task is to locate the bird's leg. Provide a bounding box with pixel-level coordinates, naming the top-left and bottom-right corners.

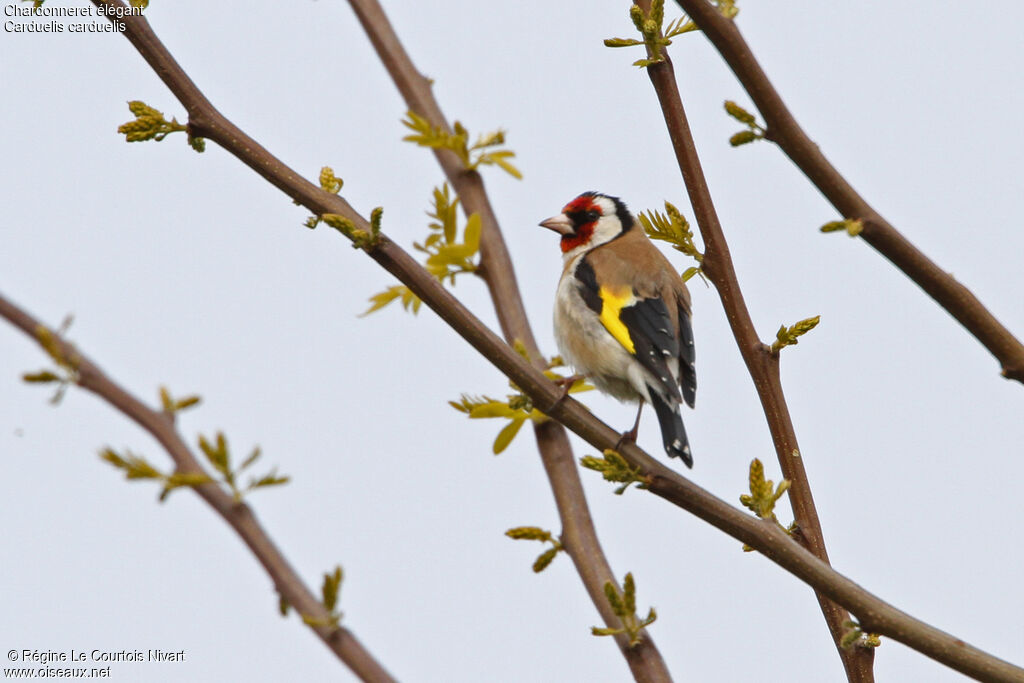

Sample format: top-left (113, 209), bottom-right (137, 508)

top-left (547, 374), bottom-right (584, 414)
top-left (614, 401), bottom-right (645, 451)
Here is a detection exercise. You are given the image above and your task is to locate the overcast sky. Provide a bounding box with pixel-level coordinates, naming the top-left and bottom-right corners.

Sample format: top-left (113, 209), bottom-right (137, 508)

top-left (2, 1), bottom-right (1022, 681)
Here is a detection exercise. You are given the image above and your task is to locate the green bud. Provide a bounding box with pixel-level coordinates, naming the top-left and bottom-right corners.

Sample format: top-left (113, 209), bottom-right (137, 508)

top-left (724, 100), bottom-right (756, 125)
top-left (729, 130), bottom-right (759, 147)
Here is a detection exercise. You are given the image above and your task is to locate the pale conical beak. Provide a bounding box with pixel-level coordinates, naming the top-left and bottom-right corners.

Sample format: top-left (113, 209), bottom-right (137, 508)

top-left (539, 213), bottom-right (574, 236)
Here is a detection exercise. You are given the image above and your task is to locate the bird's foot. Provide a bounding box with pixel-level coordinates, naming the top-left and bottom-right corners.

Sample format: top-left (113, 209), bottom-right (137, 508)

top-left (612, 402), bottom-right (644, 453)
top-left (613, 426), bottom-right (638, 453)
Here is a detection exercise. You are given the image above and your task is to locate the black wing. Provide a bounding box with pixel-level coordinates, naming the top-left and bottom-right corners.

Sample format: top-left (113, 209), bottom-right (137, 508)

top-left (677, 300), bottom-right (696, 409)
top-left (619, 296), bottom-right (682, 404)
top-left (574, 258), bottom-right (691, 406)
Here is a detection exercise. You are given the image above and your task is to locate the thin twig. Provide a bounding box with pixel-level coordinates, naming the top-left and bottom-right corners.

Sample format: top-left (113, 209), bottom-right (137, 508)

top-left (0, 293), bottom-right (395, 683)
top-left (673, 0), bottom-right (1024, 384)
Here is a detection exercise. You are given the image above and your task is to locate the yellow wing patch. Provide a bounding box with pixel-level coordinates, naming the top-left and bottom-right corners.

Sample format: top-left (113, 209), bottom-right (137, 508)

top-left (598, 286), bottom-right (636, 354)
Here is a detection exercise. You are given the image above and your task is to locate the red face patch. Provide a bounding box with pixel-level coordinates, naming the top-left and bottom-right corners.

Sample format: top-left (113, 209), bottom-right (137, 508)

top-left (560, 223), bottom-right (595, 253)
top-left (559, 195), bottom-right (600, 253)
top-left (562, 195), bottom-right (598, 215)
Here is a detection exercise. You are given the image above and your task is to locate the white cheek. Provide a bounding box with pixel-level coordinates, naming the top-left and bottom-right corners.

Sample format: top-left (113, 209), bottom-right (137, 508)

top-left (559, 216), bottom-right (624, 264)
top-left (590, 216), bottom-right (623, 245)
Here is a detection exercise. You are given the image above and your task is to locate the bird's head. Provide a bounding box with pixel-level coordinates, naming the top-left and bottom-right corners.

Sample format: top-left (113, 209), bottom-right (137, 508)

top-left (539, 192), bottom-right (634, 258)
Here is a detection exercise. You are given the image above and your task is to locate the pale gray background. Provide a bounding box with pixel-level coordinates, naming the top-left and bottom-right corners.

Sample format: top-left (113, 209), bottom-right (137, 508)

top-left (2, 1), bottom-right (1022, 681)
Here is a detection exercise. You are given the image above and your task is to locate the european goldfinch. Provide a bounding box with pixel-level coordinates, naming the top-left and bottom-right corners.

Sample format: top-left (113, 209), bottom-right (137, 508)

top-left (540, 192), bottom-right (696, 467)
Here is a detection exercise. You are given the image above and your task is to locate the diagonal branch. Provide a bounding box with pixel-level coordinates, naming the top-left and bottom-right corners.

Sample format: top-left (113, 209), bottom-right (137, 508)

top-left (365, 235), bottom-right (1023, 683)
top-left (673, 0), bottom-right (1024, 384)
top-left (0, 293), bottom-right (395, 683)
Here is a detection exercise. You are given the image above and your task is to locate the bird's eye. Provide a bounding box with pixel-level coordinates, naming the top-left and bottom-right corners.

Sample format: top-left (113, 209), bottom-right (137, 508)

top-left (583, 210), bottom-right (600, 223)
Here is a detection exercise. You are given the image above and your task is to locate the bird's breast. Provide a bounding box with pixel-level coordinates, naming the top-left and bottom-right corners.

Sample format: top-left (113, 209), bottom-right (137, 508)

top-left (553, 270), bottom-right (646, 402)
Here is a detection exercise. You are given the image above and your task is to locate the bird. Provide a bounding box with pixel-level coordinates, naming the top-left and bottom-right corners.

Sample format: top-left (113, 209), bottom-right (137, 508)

top-left (539, 191), bottom-right (696, 467)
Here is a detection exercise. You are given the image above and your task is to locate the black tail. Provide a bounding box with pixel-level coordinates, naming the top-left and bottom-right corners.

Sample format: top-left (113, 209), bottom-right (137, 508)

top-left (649, 389), bottom-right (692, 468)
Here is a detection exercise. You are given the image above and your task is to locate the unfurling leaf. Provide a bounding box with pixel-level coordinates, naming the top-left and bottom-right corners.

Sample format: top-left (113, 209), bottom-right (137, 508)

top-left (841, 620), bottom-right (882, 650)
top-left (369, 207), bottom-right (383, 237)
top-left (604, 582), bottom-right (625, 615)
top-left (159, 386), bottom-right (173, 411)
top-left (771, 315), bottom-right (821, 352)
top-left (319, 166), bottom-right (343, 194)
top-left (198, 432), bottom-right (231, 476)
top-left (738, 458), bottom-right (794, 547)
top-left (604, 37), bottom-right (644, 47)
top-left (592, 626), bottom-right (622, 637)
top-left (118, 100), bottom-right (190, 145)
top-left (729, 130), bottom-right (760, 147)
top-left (468, 400), bottom-right (520, 419)
top-left (246, 469), bottom-right (290, 491)
top-left (506, 526), bottom-right (564, 572)
top-left (159, 471), bottom-right (215, 501)
top-left (322, 213), bottom-right (379, 250)
top-left (174, 395), bottom-right (201, 411)
top-left (593, 573), bottom-right (657, 646)
top-left (402, 111), bottom-right (521, 179)
top-left (100, 447), bottom-right (161, 480)
top-left (606, 0), bottom-right (697, 69)
top-left (451, 352), bottom-right (587, 457)
top-left (532, 547), bottom-right (560, 573)
top-left (361, 285), bottom-right (422, 316)
top-left (724, 100), bottom-right (756, 125)
top-left (664, 16), bottom-right (697, 37)
top-left (505, 527), bottom-right (553, 542)
top-left (493, 417), bottom-right (526, 454)
top-left (724, 98), bottom-right (766, 147)
top-left (321, 566), bottom-right (343, 613)
top-left (22, 371), bottom-right (60, 384)
top-left (639, 202), bottom-right (703, 265)
top-left (322, 213), bottom-right (356, 234)
top-left (715, 0), bottom-right (739, 19)
top-left (580, 449), bottom-right (649, 495)
top-left (623, 572), bottom-right (637, 615)
top-left (159, 385), bottom-right (201, 414)
top-left (820, 218), bottom-right (864, 237)
top-left (239, 446), bottom-right (262, 472)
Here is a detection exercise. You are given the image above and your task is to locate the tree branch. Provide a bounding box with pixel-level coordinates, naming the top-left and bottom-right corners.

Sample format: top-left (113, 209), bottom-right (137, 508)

top-left (673, 0), bottom-right (1024, 384)
top-left (638, 39), bottom-right (872, 679)
top-left (0, 293), bottom-right (395, 683)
